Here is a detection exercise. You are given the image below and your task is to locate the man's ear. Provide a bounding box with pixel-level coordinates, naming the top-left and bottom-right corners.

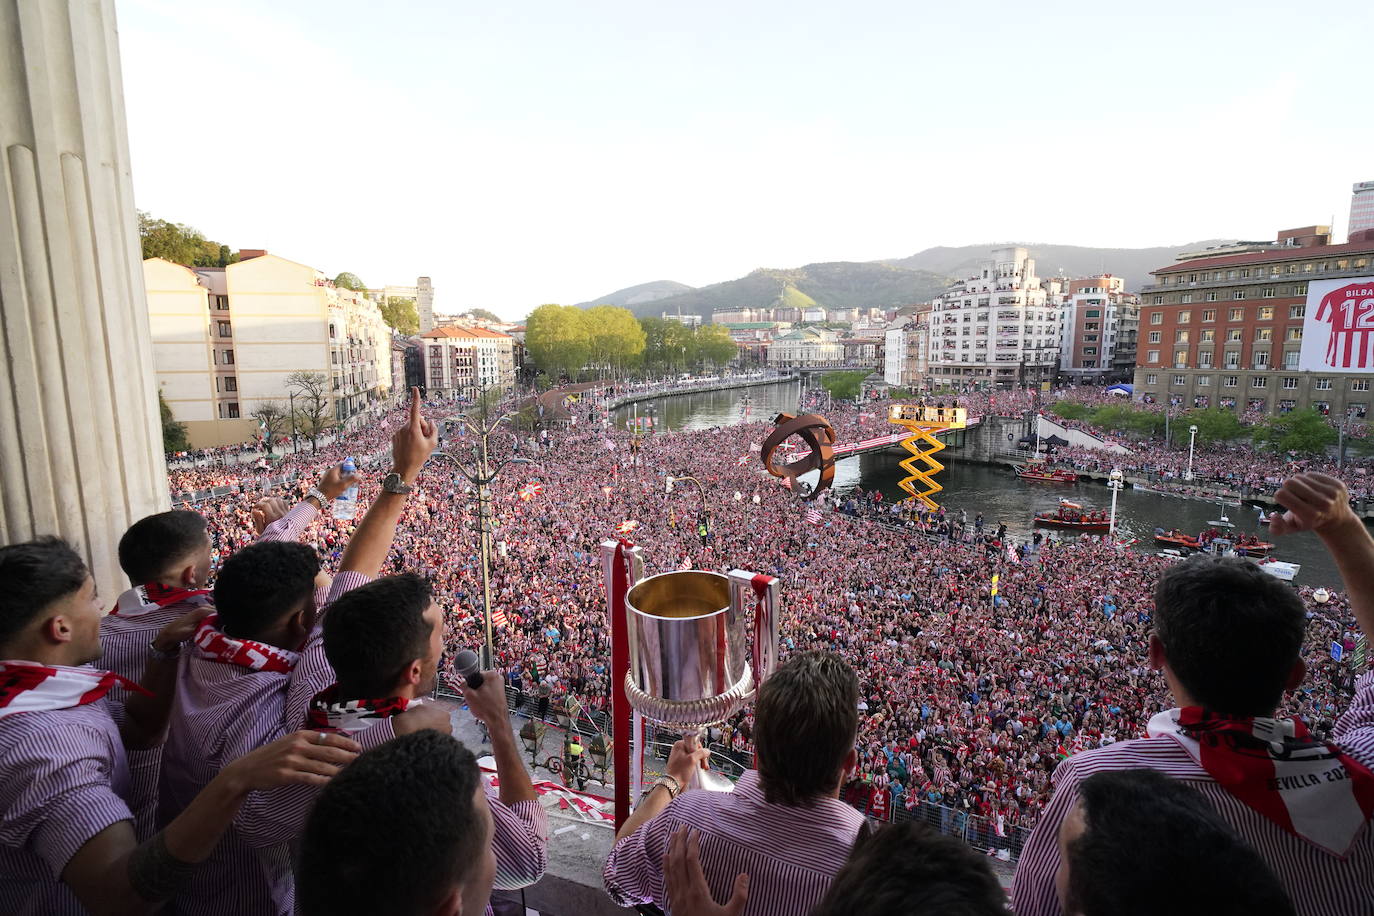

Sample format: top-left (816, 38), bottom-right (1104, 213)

top-left (433, 885), bottom-right (462, 916)
top-left (43, 614), bottom-right (74, 645)
top-left (405, 657), bottom-right (423, 687)
top-left (179, 563), bottom-right (198, 587)
top-left (1147, 633), bottom-right (1166, 671)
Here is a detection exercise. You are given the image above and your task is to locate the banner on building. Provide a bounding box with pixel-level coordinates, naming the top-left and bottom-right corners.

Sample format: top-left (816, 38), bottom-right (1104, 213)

top-left (1299, 277), bottom-right (1374, 372)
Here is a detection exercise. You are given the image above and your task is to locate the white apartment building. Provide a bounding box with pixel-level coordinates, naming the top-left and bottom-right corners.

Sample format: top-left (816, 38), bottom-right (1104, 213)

top-left (419, 326), bottom-right (516, 398)
top-left (1057, 275), bottom-right (1141, 383)
top-left (145, 253), bottom-right (392, 448)
top-left (1351, 181), bottom-right (1374, 238)
top-left (928, 247), bottom-right (1060, 389)
top-left (884, 313), bottom-right (930, 388)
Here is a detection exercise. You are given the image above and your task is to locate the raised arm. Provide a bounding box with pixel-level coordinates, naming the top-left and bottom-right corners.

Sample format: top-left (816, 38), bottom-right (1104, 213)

top-left (1270, 472), bottom-right (1374, 637)
top-left (337, 388), bottom-right (437, 579)
top-left (254, 465), bottom-right (353, 543)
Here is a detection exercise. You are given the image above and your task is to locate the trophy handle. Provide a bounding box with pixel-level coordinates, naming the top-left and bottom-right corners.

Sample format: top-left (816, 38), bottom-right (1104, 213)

top-left (728, 570), bottom-right (780, 691)
top-left (602, 539), bottom-right (643, 829)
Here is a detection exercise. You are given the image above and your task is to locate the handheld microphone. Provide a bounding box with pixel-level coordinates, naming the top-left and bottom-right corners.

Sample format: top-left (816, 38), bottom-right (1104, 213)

top-left (453, 650), bottom-right (484, 689)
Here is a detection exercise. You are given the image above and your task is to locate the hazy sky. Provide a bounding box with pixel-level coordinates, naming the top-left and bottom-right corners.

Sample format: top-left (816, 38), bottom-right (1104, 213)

top-left (117, 0), bottom-right (1372, 319)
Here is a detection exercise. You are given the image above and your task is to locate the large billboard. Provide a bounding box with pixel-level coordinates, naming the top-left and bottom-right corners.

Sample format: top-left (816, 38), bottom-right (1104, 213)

top-left (1299, 276), bottom-right (1374, 372)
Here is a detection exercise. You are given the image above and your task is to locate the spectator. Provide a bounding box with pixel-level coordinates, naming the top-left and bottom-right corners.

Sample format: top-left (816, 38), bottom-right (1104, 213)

top-left (1013, 473), bottom-right (1374, 916)
top-left (0, 536), bottom-right (357, 915)
top-left (1059, 769), bottom-right (1295, 916)
top-left (604, 650), bottom-right (866, 914)
top-left (298, 731), bottom-right (494, 916)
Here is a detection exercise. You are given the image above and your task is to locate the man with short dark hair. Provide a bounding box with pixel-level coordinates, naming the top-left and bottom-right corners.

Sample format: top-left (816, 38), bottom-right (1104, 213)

top-left (1014, 473), bottom-right (1374, 915)
top-left (0, 536), bottom-right (358, 915)
top-left (298, 731), bottom-right (495, 916)
top-left (158, 388), bottom-right (441, 915)
top-left (604, 650), bottom-right (866, 914)
top-left (1058, 769), bottom-right (1295, 916)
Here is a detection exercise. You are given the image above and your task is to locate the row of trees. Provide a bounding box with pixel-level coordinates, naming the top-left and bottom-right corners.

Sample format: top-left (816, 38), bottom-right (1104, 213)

top-left (1049, 401), bottom-right (1362, 456)
top-left (139, 212), bottom-right (239, 268)
top-left (524, 305), bottom-right (737, 380)
top-left (333, 273), bottom-right (421, 335)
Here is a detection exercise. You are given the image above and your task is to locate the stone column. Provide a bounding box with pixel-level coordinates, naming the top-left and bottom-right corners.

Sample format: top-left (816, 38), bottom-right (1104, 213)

top-left (0, 0), bottom-right (169, 598)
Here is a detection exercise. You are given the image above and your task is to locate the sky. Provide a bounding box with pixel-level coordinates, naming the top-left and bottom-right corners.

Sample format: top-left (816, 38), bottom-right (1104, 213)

top-left (116, 0), bottom-right (1373, 319)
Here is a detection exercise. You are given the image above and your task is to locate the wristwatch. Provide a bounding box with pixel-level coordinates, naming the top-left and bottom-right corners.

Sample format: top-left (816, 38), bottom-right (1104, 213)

top-left (381, 471), bottom-right (413, 495)
top-left (647, 775), bottom-right (682, 801)
top-left (305, 487), bottom-right (329, 510)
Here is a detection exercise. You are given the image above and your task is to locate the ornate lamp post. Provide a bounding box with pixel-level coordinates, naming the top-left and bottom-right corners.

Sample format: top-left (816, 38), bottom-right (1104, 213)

top-left (1186, 424), bottom-right (1199, 481)
top-left (1108, 468), bottom-right (1125, 535)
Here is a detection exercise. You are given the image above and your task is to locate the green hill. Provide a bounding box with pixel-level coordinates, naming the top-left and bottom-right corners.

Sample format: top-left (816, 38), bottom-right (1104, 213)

top-left (572, 280), bottom-right (694, 310)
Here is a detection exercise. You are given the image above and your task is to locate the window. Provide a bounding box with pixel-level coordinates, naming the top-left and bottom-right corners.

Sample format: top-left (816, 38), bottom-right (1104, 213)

top-left (1086, 309), bottom-right (1101, 318)
top-left (1196, 375), bottom-right (1212, 387)
top-left (1153, 296), bottom-right (1163, 305)
top-left (1174, 352), bottom-right (1188, 368)
top-left (1282, 377), bottom-right (1299, 390)
top-left (1201, 329), bottom-right (1215, 342)
top-left (1224, 351), bottom-right (1240, 368)
top-left (1179, 311), bottom-right (1192, 323)
top-left (1227, 270), bottom-right (1237, 279)
top-left (213, 295), bottom-right (229, 310)
top-left (1315, 378), bottom-right (1332, 390)
top-left (1223, 376), bottom-right (1238, 387)
top-left (1146, 373), bottom-right (1158, 385)
top-left (225, 376), bottom-right (237, 392)
top-left (1294, 284), bottom-right (1306, 295)
top-left (1147, 350), bottom-right (1160, 363)
top-left (217, 320), bottom-right (231, 337)
top-left (1283, 350), bottom-right (1300, 369)
top-left (1256, 328), bottom-right (1272, 342)
top-left (1175, 330), bottom-right (1190, 343)
top-left (1252, 376), bottom-right (1268, 388)
top-left (1229, 308), bottom-right (1244, 321)
top-left (1181, 294), bottom-right (1193, 304)
top-left (1257, 307), bottom-right (1273, 320)
top-left (1198, 351), bottom-right (1213, 368)
top-left (1289, 304), bottom-right (1306, 319)
top-left (1173, 374), bottom-right (1186, 386)
top-left (1083, 346), bottom-right (1097, 355)
top-left (1149, 312), bottom-right (1163, 325)
top-left (1262, 287), bottom-right (1276, 298)
top-left (1202, 310), bottom-right (1216, 322)
top-left (1286, 327), bottom-right (1302, 341)
top-left (329, 325), bottom-right (337, 338)
top-left (1254, 351), bottom-right (1269, 369)
top-left (227, 402), bottom-right (240, 418)
top-left (1248, 397), bottom-right (1267, 411)
top-left (1279, 399), bottom-right (1296, 413)
top-left (1227, 329), bottom-right (1243, 342)
top-left (1232, 290), bottom-right (1246, 300)
top-left (1205, 292), bottom-right (1218, 302)
top-left (1354, 379), bottom-right (1371, 392)
top-left (1148, 331), bottom-right (1162, 343)
top-left (223, 349), bottom-right (234, 364)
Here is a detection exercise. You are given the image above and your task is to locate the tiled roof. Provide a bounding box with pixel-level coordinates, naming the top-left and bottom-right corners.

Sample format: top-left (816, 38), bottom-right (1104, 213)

top-left (420, 326), bottom-right (512, 340)
top-left (1152, 240), bottom-right (1374, 276)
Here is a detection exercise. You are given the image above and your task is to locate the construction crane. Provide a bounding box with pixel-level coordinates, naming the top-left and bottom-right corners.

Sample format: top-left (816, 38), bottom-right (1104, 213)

top-left (888, 404), bottom-right (966, 509)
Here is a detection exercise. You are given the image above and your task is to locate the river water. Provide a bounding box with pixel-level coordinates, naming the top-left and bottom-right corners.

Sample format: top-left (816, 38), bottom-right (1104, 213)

top-left (613, 381), bottom-right (1349, 588)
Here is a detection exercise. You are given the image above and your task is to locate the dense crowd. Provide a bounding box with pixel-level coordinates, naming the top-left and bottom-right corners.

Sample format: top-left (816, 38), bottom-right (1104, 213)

top-left (164, 390), bottom-right (1366, 840)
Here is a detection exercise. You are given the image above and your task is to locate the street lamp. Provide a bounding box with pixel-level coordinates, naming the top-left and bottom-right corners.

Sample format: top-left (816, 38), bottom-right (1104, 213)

top-left (1107, 468), bottom-right (1124, 536)
top-left (1186, 424), bottom-right (1199, 481)
top-left (430, 409), bottom-right (531, 667)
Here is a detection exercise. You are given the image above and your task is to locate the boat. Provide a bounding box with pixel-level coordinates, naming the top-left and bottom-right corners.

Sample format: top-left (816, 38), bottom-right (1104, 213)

top-left (1153, 529), bottom-right (1200, 550)
top-left (1033, 500), bottom-right (1111, 532)
top-left (1013, 464), bottom-right (1078, 483)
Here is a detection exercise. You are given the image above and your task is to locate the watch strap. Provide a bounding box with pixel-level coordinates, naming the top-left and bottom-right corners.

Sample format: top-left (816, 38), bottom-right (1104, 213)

top-left (306, 487), bottom-right (329, 510)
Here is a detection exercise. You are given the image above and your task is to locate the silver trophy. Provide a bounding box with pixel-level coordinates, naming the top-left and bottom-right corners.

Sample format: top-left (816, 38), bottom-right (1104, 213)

top-left (602, 540), bottom-right (780, 793)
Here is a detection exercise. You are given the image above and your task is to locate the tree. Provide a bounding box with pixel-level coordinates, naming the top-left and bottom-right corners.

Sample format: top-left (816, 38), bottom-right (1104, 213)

top-left (1252, 408), bottom-right (1338, 456)
top-left (467, 308), bottom-right (502, 323)
top-left (1051, 401), bottom-right (1091, 421)
top-left (333, 272), bottom-right (367, 291)
top-left (695, 324), bottom-right (738, 367)
top-left (138, 211), bottom-right (239, 268)
top-left (1179, 406), bottom-right (1248, 444)
top-left (820, 371), bottom-right (868, 401)
top-left (159, 390), bottom-right (188, 453)
top-left (287, 371), bottom-right (332, 453)
top-left (379, 296), bottom-right (419, 336)
top-left (584, 305), bottom-right (646, 373)
top-left (525, 304), bottom-right (591, 378)
top-left (249, 401), bottom-right (291, 455)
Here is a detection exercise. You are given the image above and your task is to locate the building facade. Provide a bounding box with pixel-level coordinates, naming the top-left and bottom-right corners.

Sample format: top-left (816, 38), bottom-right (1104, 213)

top-left (1350, 181), bottom-right (1374, 238)
top-left (144, 252), bottom-right (393, 447)
top-left (766, 327), bottom-right (843, 367)
top-left (928, 247), bottom-right (1059, 389)
top-left (1057, 275), bottom-right (1140, 384)
top-left (1132, 226), bottom-right (1374, 418)
top-left (884, 311), bottom-right (931, 388)
top-left (420, 326), bottom-right (517, 398)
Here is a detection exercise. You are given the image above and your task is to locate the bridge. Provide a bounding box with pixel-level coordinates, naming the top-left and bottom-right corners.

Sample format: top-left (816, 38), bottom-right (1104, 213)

top-left (791, 416), bottom-right (982, 461)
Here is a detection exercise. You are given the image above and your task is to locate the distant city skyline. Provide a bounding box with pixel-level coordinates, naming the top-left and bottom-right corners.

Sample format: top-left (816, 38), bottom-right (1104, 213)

top-left (116, 0), bottom-right (1373, 319)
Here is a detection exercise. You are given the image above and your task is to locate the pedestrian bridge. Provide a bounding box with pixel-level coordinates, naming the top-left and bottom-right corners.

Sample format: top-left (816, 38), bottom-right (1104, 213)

top-left (794, 416), bottom-right (982, 461)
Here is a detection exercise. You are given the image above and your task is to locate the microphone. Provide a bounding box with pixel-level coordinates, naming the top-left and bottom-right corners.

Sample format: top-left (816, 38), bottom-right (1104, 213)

top-left (453, 650), bottom-right (484, 689)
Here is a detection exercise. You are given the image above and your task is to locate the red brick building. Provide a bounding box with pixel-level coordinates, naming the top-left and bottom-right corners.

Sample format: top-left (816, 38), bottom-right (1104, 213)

top-left (1134, 226), bottom-right (1374, 419)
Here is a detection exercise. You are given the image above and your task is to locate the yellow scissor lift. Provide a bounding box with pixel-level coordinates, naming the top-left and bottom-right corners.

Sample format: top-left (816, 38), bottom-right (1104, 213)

top-left (887, 404), bottom-right (967, 510)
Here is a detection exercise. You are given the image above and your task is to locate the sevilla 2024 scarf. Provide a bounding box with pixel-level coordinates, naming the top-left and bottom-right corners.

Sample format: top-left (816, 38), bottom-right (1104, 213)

top-left (111, 582), bottom-right (211, 618)
top-left (191, 614), bottom-right (299, 674)
top-left (306, 683), bottom-right (415, 733)
top-left (1148, 706), bottom-right (1374, 856)
top-left (0, 661), bottom-right (150, 718)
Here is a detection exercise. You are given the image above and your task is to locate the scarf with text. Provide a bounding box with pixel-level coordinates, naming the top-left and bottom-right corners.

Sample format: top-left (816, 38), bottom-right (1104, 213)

top-left (112, 582), bottom-right (211, 618)
top-left (191, 614), bottom-right (300, 674)
top-left (1148, 706), bottom-right (1374, 856)
top-left (306, 683), bottom-right (414, 733)
top-left (0, 661), bottom-right (151, 718)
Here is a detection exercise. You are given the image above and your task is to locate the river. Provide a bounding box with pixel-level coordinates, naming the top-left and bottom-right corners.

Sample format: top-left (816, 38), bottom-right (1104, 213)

top-left (613, 380), bottom-right (1350, 588)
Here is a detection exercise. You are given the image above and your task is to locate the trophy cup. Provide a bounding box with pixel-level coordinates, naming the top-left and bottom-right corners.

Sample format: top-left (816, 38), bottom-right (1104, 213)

top-left (602, 540), bottom-right (780, 818)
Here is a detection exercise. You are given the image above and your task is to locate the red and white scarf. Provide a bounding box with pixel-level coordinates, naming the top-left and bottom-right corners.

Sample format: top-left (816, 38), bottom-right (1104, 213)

top-left (191, 615), bottom-right (299, 674)
top-left (306, 683), bottom-right (415, 733)
top-left (111, 582), bottom-right (211, 618)
top-left (1148, 707), bottom-right (1374, 856)
top-left (0, 661), bottom-right (149, 718)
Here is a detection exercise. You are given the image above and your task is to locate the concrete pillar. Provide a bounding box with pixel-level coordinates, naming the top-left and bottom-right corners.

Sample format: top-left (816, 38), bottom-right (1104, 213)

top-left (0, 0), bottom-right (169, 598)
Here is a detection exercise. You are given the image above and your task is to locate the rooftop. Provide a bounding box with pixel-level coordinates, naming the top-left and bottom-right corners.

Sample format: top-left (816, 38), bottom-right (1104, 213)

top-left (420, 326), bottom-right (512, 340)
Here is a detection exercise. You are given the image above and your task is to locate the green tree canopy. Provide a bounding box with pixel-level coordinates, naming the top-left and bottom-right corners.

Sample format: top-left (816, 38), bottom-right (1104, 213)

top-left (820, 371), bottom-right (868, 400)
top-left (139, 212), bottom-right (239, 268)
top-left (695, 324), bottom-right (738, 366)
top-left (467, 308), bottom-right (502, 323)
top-left (525, 304), bottom-right (591, 377)
top-left (159, 389), bottom-right (188, 452)
top-left (584, 305), bottom-right (646, 370)
top-left (1179, 406), bottom-right (1248, 444)
top-left (1252, 408), bottom-right (1338, 455)
top-left (333, 272), bottom-right (367, 291)
top-left (379, 296), bottom-right (419, 336)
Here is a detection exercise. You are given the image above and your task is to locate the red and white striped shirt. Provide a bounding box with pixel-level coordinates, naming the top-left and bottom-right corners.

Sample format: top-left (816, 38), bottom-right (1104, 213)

top-left (1012, 671), bottom-right (1374, 916)
top-left (603, 770), bottom-right (866, 915)
top-left (158, 569), bottom-right (378, 916)
top-left (0, 698), bottom-right (134, 915)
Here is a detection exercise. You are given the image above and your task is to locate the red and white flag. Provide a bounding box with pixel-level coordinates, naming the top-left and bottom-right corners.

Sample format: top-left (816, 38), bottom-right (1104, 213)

top-left (491, 608), bottom-right (509, 628)
top-left (616, 520), bottom-right (640, 535)
top-left (805, 508), bottom-right (822, 525)
top-left (519, 482), bottom-right (544, 501)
